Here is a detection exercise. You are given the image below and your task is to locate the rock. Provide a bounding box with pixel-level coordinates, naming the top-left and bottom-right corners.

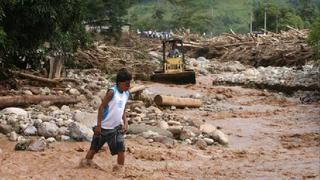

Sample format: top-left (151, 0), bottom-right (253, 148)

top-left (147, 106), bottom-right (162, 114)
top-left (68, 122), bottom-right (93, 141)
top-left (210, 129), bottom-right (228, 145)
top-left (28, 138), bottom-right (47, 151)
top-left (37, 122), bottom-right (59, 138)
top-left (69, 88), bottom-right (81, 95)
top-left (23, 125), bottom-right (37, 136)
top-left (0, 124), bottom-right (13, 135)
top-left (33, 119), bottom-right (43, 127)
top-left (167, 120), bottom-right (181, 126)
top-left (128, 124), bottom-right (173, 138)
top-left (17, 136), bottom-right (27, 142)
top-left (196, 139), bottom-right (207, 150)
top-left (40, 87), bottom-right (51, 95)
top-left (185, 139), bottom-right (192, 144)
top-left (60, 135), bottom-right (71, 141)
top-left (200, 124), bottom-right (217, 134)
top-left (134, 107), bottom-right (143, 113)
top-left (9, 131), bottom-right (18, 141)
top-left (46, 137), bottom-right (56, 143)
top-left (37, 114), bottom-right (51, 122)
top-left (215, 94), bottom-right (226, 101)
top-left (86, 82), bottom-right (100, 91)
top-left (61, 105), bottom-right (70, 112)
top-left (157, 120), bottom-right (169, 130)
top-left (142, 130), bottom-right (159, 139)
top-left (203, 138), bottom-right (214, 145)
top-left (58, 126), bottom-right (69, 135)
top-left (15, 141), bottom-right (31, 151)
top-left (152, 136), bottom-right (175, 148)
top-left (73, 111), bottom-right (97, 128)
top-left (23, 90), bottom-right (33, 95)
top-left (180, 128), bottom-right (195, 140)
top-left (197, 57), bottom-right (207, 61)
top-left (171, 106), bottom-right (176, 110)
top-left (0, 107), bottom-right (29, 118)
top-left (90, 95), bottom-right (102, 108)
top-left (183, 126), bottom-right (201, 136)
top-left (167, 126), bottom-right (183, 136)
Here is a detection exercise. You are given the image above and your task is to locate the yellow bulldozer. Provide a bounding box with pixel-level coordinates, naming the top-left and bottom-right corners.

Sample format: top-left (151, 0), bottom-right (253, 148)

top-left (150, 38), bottom-right (196, 84)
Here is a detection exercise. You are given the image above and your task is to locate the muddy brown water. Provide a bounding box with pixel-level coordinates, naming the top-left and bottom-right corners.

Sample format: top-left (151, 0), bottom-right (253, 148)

top-left (0, 75), bottom-right (319, 179)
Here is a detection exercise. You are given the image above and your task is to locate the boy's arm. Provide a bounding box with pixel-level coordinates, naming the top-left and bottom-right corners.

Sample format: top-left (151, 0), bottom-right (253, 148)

top-left (122, 105), bottom-right (128, 133)
top-left (95, 89), bottom-right (114, 135)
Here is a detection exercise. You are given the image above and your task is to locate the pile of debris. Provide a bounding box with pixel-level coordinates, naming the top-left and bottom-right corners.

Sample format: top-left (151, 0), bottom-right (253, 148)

top-left (74, 42), bottom-right (158, 75)
top-left (185, 28), bottom-right (314, 67)
top-left (212, 64), bottom-right (320, 94)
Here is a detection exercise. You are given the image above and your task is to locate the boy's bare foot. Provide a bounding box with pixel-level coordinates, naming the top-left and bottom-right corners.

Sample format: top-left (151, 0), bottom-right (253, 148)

top-left (79, 158), bottom-right (104, 171)
top-left (112, 164), bottom-right (125, 174)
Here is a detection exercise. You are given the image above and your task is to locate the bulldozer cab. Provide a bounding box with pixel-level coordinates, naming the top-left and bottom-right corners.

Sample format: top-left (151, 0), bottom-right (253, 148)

top-left (163, 38), bottom-right (184, 73)
top-left (150, 38), bottom-right (195, 84)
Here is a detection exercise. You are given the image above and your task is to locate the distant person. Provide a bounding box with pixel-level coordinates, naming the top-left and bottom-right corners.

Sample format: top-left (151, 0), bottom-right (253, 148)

top-left (168, 43), bottom-right (180, 58)
top-left (81, 68), bottom-right (132, 172)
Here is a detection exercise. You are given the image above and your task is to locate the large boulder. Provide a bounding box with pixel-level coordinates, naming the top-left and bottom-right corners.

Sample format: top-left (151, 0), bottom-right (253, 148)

top-left (37, 122), bottom-right (59, 138)
top-left (23, 125), bottom-right (37, 136)
top-left (28, 138), bottom-right (47, 151)
top-left (68, 122), bottom-right (93, 141)
top-left (200, 124), bottom-right (217, 134)
top-left (210, 129), bottom-right (228, 145)
top-left (128, 124), bottom-right (173, 138)
top-left (73, 111), bottom-right (97, 128)
top-left (0, 107), bottom-right (28, 118)
top-left (0, 124), bottom-right (13, 135)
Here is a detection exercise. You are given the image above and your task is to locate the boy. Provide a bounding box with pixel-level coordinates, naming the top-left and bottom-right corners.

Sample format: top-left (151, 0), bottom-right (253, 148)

top-left (81, 68), bottom-right (132, 170)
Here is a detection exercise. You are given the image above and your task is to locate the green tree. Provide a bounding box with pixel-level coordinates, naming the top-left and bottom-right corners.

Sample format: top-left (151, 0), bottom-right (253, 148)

top-left (1, 0), bottom-right (89, 70)
top-left (308, 18), bottom-right (320, 59)
top-left (253, 2), bottom-right (304, 32)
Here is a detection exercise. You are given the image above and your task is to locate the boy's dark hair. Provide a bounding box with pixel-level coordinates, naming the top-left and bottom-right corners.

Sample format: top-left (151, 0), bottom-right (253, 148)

top-left (116, 68), bottom-right (132, 83)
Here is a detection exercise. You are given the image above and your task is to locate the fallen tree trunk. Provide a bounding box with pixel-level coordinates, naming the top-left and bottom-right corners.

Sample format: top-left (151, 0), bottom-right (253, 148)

top-left (129, 85), bottom-right (146, 94)
top-left (154, 95), bottom-right (202, 108)
top-left (0, 95), bottom-right (80, 109)
top-left (10, 71), bottom-right (59, 85)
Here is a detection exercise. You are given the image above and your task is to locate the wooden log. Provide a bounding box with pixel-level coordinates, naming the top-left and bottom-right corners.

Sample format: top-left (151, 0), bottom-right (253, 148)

top-left (0, 95), bottom-right (80, 109)
top-left (154, 95), bottom-right (202, 108)
top-left (129, 85), bottom-right (146, 94)
top-left (10, 71), bottom-right (59, 85)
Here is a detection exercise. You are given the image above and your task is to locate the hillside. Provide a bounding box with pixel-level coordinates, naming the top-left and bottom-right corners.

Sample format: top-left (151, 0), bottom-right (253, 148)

top-left (127, 0), bottom-right (319, 35)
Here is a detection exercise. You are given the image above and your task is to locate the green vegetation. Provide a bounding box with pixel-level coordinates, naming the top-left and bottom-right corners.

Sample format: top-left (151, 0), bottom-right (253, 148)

top-left (128, 0), bottom-right (320, 34)
top-left (0, 0), bottom-right (131, 69)
top-left (308, 18), bottom-right (320, 59)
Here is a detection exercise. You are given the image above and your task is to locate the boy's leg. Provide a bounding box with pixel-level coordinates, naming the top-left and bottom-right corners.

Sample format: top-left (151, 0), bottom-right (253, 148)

top-left (117, 151), bottom-right (125, 165)
top-left (85, 149), bottom-right (97, 160)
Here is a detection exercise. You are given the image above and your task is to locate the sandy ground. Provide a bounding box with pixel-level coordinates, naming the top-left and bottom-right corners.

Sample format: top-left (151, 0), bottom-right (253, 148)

top-left (0, 75), bottom-right (319, 179)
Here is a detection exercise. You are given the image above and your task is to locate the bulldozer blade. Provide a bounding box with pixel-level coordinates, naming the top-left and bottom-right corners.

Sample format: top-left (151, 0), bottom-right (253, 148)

top-left (150, 71), bottom-right (196, 84)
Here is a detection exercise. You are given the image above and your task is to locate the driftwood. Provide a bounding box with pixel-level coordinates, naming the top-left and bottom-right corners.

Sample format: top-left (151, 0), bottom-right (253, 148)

top-left (10, 71), bottom-right (59, 85)
top-left (0, 95), bottom-right (80, 109)
top-left (129, 85), bottom-right (146, 94)
top-left (9, 70), bottom-right (79, 85)
top-left (154, 95), bottom-right (202, 108)
top-left (187, 29), bottom-right (313, 67)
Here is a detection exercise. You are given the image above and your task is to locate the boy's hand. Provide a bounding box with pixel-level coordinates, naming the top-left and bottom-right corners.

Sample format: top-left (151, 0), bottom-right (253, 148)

top-left (94, 126), bottom-right (101, 135)
top-left (122, 122), bottom-right (128, 134)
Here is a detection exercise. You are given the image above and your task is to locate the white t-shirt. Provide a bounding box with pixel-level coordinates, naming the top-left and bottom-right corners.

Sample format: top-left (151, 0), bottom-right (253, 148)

top-left (101, 85), bottom-right (129, 129)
